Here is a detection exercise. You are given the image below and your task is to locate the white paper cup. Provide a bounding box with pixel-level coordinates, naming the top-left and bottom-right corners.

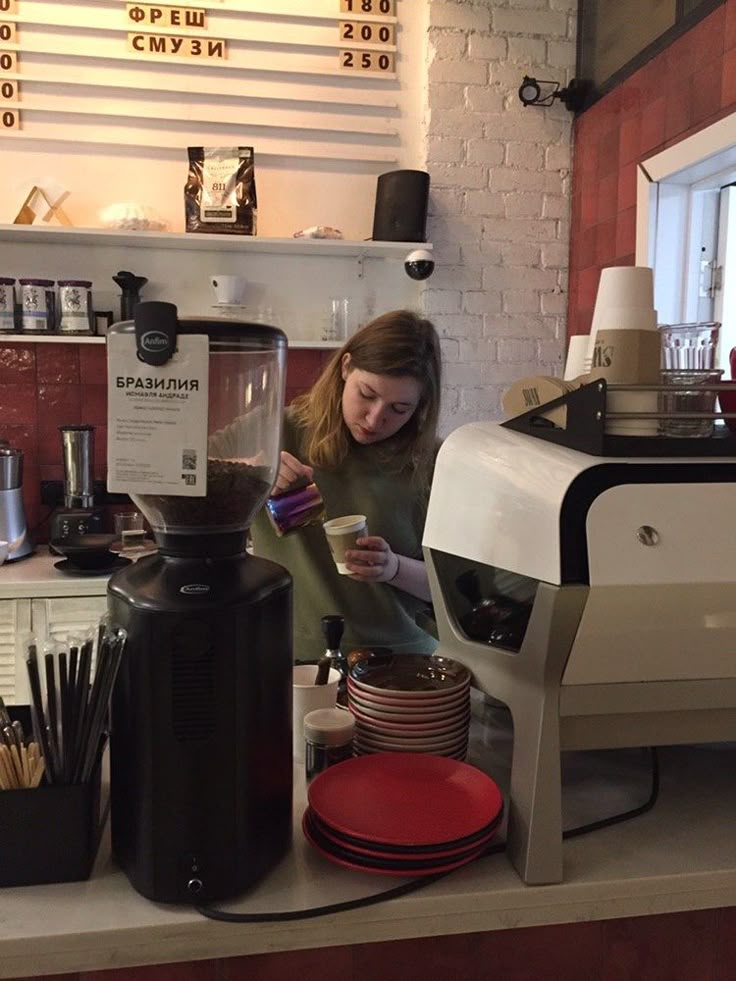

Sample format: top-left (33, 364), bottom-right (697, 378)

top-left (587, 307), bottom-right (658, 372)
top-left (594, 266), bottom-right (654, 313)
top-left (323, 514), bottom-right (367, 575)
top-left (210, 274), bottom-right (246, 305)
top-left (564, 334), bottom-right (591, 381)
top-left (292, 664), bottom-right (341, 763)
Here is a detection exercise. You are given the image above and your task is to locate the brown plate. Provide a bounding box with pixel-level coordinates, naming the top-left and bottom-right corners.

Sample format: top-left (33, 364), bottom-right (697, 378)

top-left (349, 654), bottom-right (471, 697)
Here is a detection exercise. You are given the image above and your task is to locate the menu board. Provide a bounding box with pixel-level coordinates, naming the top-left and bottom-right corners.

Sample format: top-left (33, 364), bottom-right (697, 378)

top-left (0, 0), bottom-right (403, 159)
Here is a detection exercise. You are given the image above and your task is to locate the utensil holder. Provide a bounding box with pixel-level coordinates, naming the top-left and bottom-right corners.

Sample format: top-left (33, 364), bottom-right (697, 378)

top-left (0, 706), bottom-right (105, 887)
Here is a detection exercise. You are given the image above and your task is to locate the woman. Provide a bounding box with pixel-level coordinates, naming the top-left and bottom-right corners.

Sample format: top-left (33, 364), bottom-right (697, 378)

top-left (250, 309), bottom-right (442, 662)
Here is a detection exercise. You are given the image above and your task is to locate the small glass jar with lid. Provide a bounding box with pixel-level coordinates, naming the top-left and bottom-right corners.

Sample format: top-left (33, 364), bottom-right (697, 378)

top-left (0, 278), bottom-right (16, 333)
top-left (19, 279), bottom-right (55, 333)
top-left (58, 280), bottom-right (94, 335)
top-left (304, 707), bottom-right (355, 782)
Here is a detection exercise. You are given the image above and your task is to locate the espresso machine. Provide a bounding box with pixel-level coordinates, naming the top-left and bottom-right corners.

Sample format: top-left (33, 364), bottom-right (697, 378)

top-left (423, 394), bottom-right (736, 886)
top-left (106, 305), bottom-right (292, 903)
top-left (0, 445), bottom-right (33, 561)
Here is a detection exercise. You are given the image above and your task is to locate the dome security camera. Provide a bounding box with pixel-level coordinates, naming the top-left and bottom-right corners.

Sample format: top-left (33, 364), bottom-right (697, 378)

top-left (404, 249), bottom-right (435, 281)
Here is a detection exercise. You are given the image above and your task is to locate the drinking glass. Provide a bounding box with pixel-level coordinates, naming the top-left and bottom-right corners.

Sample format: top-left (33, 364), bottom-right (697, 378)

top-left (659, 369), bottom-right (724, 438)
top-left (114, 511), bottom-right (146, 550)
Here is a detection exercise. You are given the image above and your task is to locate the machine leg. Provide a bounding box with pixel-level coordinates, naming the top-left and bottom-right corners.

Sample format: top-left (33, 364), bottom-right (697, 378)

top-left (506, 692), bottom-right (564, 885)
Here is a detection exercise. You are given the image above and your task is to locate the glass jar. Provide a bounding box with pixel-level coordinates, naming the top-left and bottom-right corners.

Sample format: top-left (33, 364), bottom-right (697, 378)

top-left (0, 278), bottom-right (16, 333)
top-left (304, 707), bottom-right (355, 782)
top-left (19, 279), bottom-right (55, 333)
top-left (58, 280), bottom-right (94, 335)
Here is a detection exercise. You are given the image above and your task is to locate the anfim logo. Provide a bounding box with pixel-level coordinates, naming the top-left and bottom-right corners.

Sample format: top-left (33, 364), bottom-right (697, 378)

top-left (141, 330), bottom-right (169, 351)
top-left (180, 584), bottom-right (210, 595)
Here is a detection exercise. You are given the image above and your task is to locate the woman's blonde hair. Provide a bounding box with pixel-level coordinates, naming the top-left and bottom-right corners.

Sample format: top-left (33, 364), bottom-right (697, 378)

top-left (291, 310), bottom-right (441, 489)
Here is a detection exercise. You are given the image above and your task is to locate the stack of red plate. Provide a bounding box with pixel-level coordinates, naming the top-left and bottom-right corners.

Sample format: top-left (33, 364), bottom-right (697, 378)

top-left (347, 654), bottom-right (472, 759)
top-left (303, 753), bottom-right (503, 876)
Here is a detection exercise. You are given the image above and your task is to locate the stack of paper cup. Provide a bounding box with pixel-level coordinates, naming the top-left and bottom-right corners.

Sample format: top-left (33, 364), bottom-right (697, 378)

top-left (586, 266), bottom-right (660, 436)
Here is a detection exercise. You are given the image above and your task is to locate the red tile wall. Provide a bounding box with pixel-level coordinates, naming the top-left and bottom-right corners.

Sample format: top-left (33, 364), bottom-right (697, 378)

top-left (0, 345), bottom-right (330, 540)
top-left (569, 0), bottom-right (736, 337)
top-left (7, 905), bottom-right (736, 981)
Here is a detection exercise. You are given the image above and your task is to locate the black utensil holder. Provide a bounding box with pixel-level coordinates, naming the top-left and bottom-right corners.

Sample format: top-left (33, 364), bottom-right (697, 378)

top-left (0, 706), bottom-right (105, 887)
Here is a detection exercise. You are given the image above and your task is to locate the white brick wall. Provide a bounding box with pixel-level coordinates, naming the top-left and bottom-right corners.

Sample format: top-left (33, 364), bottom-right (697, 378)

top-left (421, 0), bottom-right (577, 433)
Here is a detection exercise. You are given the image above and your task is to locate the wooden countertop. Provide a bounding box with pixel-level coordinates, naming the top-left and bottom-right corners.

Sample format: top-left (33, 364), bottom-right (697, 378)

top-left (0, 705), bottom-right (734, 979)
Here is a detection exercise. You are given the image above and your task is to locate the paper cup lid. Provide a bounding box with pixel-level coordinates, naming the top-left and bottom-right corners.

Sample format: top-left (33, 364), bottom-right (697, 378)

top-left (323, 515), bottom-right (366, 535)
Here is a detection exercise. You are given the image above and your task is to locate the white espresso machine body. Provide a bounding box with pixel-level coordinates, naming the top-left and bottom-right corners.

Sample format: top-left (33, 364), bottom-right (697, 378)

top-left (424, 422), bottom-right (736, 884)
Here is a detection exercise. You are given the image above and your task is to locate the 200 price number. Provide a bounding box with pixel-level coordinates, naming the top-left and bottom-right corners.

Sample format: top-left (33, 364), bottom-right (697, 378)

top-left (340, 21), bottom-right (395, 45)
top-left (340, 49), bottom-right (395, 73)
top-left (340, 0), bottom-right (396, 16)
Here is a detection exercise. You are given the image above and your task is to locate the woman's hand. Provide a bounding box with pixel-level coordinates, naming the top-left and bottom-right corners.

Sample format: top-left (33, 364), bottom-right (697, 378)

top-left (345, 535), bottom-right (400, 583)
top-left (271, 450), bottom-right (314, 495)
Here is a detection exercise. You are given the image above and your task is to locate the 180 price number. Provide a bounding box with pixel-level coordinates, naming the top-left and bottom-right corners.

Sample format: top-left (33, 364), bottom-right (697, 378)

top-left (340, 48), bottom-right (395, 73)
top-left (340, 0), bottom-right (396, 15)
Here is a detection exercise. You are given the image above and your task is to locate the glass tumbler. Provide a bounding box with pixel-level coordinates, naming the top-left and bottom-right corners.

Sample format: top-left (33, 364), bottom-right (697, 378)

top-left (659, 322), bottom-right (720, 370)
top-left (659, 369), bottom-right (724, 438)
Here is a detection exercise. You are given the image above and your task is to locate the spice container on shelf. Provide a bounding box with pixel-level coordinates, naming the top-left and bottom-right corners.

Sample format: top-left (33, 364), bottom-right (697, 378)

top-left (304, 707), bottom-right (355, 782)
top-left (0, 278), bottom-right (16, 332)
top-left (19, 279), bottom-right (56, 333)
top-left (58, 280), bottom-right (95, 335)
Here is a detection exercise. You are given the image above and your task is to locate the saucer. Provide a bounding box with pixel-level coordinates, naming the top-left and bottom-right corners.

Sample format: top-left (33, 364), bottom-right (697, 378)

top-left (54, 556), bottom-right (132, 577)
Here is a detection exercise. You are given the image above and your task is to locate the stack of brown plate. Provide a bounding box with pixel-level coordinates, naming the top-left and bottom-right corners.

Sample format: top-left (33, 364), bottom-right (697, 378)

top-left (347, 654), bottom-right (472, 759)
top-left (303, 753), bottom-right (503, 876)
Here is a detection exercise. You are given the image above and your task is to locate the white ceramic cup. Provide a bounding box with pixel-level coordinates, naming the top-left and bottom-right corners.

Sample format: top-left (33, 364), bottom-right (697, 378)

top-left (323, 514), bottom-right (367, 574)
top-left (292, 664), bottom-right (341, 763)
top-left (210, 275), bottom-right (246, 305)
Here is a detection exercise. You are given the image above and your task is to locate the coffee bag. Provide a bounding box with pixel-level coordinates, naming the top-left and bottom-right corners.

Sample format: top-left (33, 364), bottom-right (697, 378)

top-left (185, 146), bottom-right (257, 235)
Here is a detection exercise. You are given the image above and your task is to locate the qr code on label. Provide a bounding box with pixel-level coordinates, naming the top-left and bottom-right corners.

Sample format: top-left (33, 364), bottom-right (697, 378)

top-left (181, 474), bottom-right (196, 486)
top-left (182, 449), bottom-right (197, 471)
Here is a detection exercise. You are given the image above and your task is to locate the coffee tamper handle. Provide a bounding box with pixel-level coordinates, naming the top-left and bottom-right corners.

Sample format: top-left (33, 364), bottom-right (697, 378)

top-left (321, 614), bottom-right (344, 653)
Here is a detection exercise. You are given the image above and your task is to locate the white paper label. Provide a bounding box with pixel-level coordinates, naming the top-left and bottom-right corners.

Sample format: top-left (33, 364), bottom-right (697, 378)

top-left (107, 333), bottom-right (209, 496)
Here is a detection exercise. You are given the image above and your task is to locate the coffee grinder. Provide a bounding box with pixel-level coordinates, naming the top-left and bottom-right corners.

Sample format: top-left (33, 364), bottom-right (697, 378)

top-left (106, 304), bottom-right (293, 904)
top-left (0, 446), bottom-right (33, 561)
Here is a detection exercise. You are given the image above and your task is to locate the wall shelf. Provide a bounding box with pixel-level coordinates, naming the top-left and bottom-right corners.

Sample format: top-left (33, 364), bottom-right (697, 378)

top-left (1, 225), bottom-right (431, 259)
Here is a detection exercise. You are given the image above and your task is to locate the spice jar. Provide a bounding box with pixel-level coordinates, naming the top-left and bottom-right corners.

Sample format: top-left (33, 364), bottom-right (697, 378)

top-left (304, 707), bottom-right (355, 781)
top-left (19, 278), bottom-right (55, 333)
top-left (0, 278), bottom-right (16, 333)
top-left (58, 280), bottom-right (94, 335)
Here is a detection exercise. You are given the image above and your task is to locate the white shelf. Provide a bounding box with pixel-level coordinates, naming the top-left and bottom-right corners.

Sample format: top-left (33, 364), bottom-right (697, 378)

top-left (0, 333), bottom-right (104, 344)
top-left (1, 224), bottom-right (432, 259)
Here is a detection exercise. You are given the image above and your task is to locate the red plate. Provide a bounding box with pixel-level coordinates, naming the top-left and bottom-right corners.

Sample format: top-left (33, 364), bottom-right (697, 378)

top-left (302, 810), bottom-right (489, 877)
top-left (307, 752), bottom-right (502, 847)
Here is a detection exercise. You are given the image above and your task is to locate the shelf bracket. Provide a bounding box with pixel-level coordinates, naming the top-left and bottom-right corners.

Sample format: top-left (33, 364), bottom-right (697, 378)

top-left (356, 251), bottom-right (367, 279)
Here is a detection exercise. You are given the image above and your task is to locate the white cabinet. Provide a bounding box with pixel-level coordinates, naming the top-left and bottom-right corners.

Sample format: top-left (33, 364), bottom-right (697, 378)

top-left (0, 552), bottom-right (111, 705)
top-left (2, 595), bottom-right (108, 705)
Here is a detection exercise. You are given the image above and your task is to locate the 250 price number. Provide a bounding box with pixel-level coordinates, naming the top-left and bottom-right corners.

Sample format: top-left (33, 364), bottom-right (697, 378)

top-left (340, 0), bottom-right (395, 15)
top-left (340, 49), bottom-right (395, 73)
top-left (1, 108), bottom-right (18, 128)
top-left (340, 21), bottom-right (395, 45)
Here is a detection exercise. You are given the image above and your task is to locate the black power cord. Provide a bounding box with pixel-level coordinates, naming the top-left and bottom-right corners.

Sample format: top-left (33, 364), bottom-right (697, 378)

top-left (195, 747), bottom-right (660, 923)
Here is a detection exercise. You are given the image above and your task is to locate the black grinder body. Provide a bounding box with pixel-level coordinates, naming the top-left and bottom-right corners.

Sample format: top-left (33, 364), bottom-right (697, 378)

top-left (107, 549), bottom-right (293, 903)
